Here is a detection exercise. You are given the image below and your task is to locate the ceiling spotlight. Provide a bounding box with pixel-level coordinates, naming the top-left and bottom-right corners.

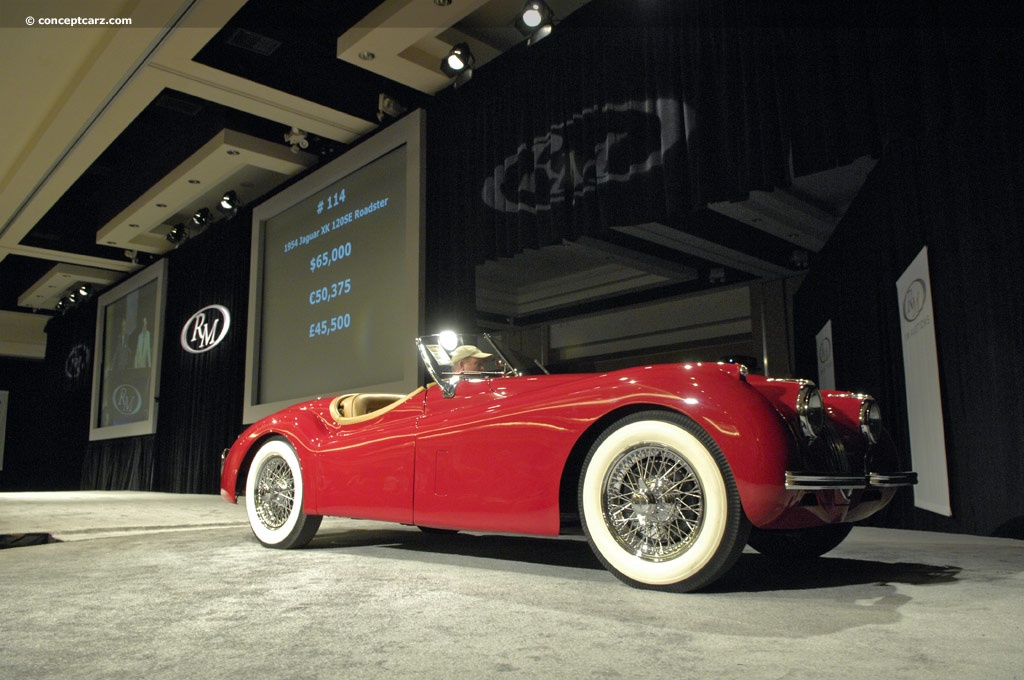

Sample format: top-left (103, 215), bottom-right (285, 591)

top-left (284, 126), bottom-right (309, 153)
top-left (377, 93), bottom-right (408, 123)
top-left (516, 1), bottom-right (554, 44)
top-left (441, 42), bottom-right (475, 83)
top-left (219, 190), bottom-right (239, 213)
top-left (167, 223), bottom-right (186, 244)
top-left (192, 207), bottom-right (211, 228)
top-left (78, 284), bottom-right (92, 298)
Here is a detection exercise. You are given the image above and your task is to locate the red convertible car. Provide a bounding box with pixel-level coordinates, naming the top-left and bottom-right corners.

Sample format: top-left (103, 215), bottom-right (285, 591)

top-left (220, 332), bottom-right (916, 592)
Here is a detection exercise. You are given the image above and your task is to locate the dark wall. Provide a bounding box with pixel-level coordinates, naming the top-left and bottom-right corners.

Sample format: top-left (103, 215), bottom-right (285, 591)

top-left (74, 209), bottom-right (252, 494)
top-left (1, 295), bottom-right (97, 491)
top-left (0, 357), bottom-right (58, 490)
top-left (795, 130), bottom-right (1024, 538)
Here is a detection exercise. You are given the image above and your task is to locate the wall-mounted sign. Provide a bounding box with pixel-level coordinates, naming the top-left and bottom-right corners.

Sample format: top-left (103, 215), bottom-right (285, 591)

top-left (181, 304), bottom-right (231, 354)
top-left (896, 246), bottom-right (950, 517)
top-left (815, 320), bottom-right (835, 390)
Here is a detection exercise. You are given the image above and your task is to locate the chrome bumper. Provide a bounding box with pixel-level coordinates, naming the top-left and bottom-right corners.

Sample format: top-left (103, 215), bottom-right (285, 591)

top-left (785, 471), bottom-right (918, 491)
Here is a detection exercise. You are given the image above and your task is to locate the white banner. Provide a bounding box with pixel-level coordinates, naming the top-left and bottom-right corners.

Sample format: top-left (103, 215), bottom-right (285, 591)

top-left (896, 246), bottom-right (951, 516)
top-left (816, 320), bottom-right (836, 390)
top-left (0, 390), bottom-right (8, 471)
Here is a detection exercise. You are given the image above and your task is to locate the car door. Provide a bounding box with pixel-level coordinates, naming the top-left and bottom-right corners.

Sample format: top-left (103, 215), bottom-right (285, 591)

top-left (412, 376), bottom-right (574, 536)
top-left (313, 395), bottom-right (423, 524)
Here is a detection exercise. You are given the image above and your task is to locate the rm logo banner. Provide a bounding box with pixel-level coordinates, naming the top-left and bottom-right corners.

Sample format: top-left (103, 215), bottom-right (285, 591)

top-left (816, 320), bottom-right (835, 390)
top-left (897, 246), bottom-right (951, 516)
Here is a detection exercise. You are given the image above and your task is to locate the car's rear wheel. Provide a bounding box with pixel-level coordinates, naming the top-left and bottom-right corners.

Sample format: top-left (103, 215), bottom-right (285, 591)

top-left (245, 437), bottom-right (321, 549)
top-left (579, 411), bottom-right (749, 592)
top-left (748, 523), bottom-right (853, 560)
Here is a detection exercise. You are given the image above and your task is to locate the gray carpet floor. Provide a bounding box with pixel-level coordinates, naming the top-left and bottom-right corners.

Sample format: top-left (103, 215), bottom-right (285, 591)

top-left (1, 491), bottom-right (1021, 679)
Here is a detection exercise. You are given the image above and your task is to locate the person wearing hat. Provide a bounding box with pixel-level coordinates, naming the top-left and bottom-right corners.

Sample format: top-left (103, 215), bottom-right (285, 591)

top-left (449, 344), bottom-right (492, 374)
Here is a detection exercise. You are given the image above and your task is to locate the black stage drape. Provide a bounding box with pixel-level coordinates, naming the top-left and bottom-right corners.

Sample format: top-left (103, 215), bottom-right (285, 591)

top-left (151, 211), bottom-right (250, 493)
top-left (424, 0), bottom-right (911, 307)
top-left (75, 209), bottom-right (250, 493)
top-left (793, 10), bottom-right (1024, 536)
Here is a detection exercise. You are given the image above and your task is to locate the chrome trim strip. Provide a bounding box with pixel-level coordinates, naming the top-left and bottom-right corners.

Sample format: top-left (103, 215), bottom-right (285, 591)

top-left (785, 472), bottom-right (866, 490)
top-left (785, 470), bottom-right (919, 490)
top-left (869, 472), bottom-right (919, 487)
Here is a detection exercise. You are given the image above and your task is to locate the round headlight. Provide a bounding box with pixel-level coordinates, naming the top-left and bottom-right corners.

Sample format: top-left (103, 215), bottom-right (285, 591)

top-left (859, 398), bottom-right (883, 444)
top-left (796, 384), bottom-right (825, 440)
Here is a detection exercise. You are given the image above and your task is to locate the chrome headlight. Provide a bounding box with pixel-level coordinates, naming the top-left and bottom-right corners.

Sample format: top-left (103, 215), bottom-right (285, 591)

top-left (859, 398), bottom-right (883, 444)
top-left (796, 384), bottom-right (825, 440)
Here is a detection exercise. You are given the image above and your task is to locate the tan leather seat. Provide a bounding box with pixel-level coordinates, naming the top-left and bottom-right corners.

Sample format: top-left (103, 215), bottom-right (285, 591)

top-left (328, 389), bottom-right (425, 425)
top-left (349, 393), bottom-right (405, 417)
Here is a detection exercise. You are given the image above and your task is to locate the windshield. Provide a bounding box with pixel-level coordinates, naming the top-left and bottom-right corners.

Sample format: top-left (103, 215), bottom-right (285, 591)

top-left (415, 332), bottom-right (547, 392)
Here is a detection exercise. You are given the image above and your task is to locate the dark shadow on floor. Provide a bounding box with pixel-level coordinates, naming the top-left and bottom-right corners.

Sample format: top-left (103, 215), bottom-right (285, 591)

top-left (307, 528), bottom-right (962, 592)
top-left (706, 553), bottom-right (962, 593)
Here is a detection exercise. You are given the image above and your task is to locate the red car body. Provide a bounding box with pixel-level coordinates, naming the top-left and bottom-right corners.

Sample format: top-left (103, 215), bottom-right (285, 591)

top-left (221, 336), bottom-right (915, 591)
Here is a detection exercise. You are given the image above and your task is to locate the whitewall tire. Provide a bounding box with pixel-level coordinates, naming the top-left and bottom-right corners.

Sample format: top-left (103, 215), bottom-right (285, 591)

top-left (245, 437), bottom-right (322, 549)
top-left (579, 411), bottom-right (749, 592)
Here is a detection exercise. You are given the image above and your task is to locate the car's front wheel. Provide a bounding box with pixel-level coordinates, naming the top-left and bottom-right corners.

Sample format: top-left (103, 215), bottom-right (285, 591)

top-left (579, 411), bottom-right (749, 592)
top-left (245, 437), bottom-right (322, 549)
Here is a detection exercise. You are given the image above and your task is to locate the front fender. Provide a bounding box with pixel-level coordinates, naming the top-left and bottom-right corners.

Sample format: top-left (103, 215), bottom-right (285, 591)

top-left (219, 407), bottom-right (334, 513)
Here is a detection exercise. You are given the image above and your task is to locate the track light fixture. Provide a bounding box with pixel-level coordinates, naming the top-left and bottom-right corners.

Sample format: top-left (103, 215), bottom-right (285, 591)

top-left (284, 126), bottom-right (309, 154)
top-left (219, 190), bottom-right (239, 213)
top-left (167, 223), bottom-right (186, 244)
top-left (515, 1), bottom-right (554, 44)
top-left (192, 207), bottom-right (211, 228)
top-left (440, 42), bottom-right (475, 87)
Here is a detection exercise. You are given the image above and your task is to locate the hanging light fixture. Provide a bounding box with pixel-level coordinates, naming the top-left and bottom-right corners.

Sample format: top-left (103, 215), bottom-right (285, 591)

top-left (440, 42), bottom-right (475, 86)
top-left (515, 1), bottom-right (554, 44)
top-left (192, 207), bottom-right (211, 228)
top-left (167, 223), bottom-right (186, 244)
top-left (219, 190), bottom-right (239, 213)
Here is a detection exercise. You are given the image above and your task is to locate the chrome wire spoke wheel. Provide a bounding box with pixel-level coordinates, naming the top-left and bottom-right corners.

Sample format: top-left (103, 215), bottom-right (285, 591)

top-left (603, 443), bottom-right (704, 561)
top-left (254, 456), bottom-right (295, 530)
top-left (244, 437), bottom-right (322, 549)
top-left (579, 411), bottom-right (749, 592)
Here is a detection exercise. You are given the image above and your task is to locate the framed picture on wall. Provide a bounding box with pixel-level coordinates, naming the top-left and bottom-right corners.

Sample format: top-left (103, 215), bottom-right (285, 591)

top-left (89, 259), bottom-right (168, 441)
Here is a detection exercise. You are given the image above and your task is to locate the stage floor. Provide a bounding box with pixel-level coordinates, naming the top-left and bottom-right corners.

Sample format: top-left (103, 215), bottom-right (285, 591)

top-left (1, 491), bottom-right (1022, 679)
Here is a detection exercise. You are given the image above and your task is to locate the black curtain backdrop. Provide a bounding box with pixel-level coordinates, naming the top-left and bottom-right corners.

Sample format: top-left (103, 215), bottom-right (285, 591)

top-left (425, 0), bottom-right (909, 288)
top-left (75, 210), bottom-right (250, 493)
top-left (0, 353), bottom-right (76, 491)
top-left (792, 11), bottom-right (1024, 536)
top-left (794, 134), bottom-right (1024, 537)
top-left (44, 300), bottom-right (95, 487)
top-left (151, 211), bottom-right (250, 493)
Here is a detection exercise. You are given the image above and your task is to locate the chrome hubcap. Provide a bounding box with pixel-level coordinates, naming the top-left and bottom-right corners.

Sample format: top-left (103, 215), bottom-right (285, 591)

top-left (254, 456), bottom-right (294, 530)
top-left (602, 443), bottom-right (704, 561)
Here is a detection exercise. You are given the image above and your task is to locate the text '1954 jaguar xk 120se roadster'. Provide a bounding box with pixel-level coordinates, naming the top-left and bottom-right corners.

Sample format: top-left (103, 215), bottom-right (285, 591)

top-left (221, 332), bottom-right (916, 592)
